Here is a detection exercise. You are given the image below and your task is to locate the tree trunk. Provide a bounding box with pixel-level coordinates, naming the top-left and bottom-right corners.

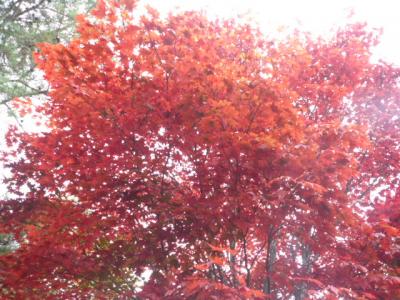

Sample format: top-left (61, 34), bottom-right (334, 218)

top-left (263, 230), bottom-right (277, 296)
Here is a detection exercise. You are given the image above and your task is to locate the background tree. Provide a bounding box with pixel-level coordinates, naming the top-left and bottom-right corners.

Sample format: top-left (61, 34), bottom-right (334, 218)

top-left (0, 0), bottom-right (94, 113)
top-left (0, 0), bottom-right (399, 299)
top-left (0, 0), bottom-right (95, 253)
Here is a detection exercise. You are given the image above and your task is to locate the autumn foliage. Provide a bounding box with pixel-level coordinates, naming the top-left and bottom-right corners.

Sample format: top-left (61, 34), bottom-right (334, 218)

top-left (1, 0), bottom-right (400, 299)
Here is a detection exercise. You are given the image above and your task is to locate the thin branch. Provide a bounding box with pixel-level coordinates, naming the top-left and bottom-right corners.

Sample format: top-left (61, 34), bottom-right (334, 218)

top-left (0, 89), bottom-right (47, 106)
top-left (3, 0), bottom-right (48, 23)
top-left (4, 102), bottom-right (24, 129)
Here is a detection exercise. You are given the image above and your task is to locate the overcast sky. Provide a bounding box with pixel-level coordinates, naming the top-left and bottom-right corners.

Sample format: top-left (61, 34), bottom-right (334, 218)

top-left (142, 0), bottom-right (400, 64)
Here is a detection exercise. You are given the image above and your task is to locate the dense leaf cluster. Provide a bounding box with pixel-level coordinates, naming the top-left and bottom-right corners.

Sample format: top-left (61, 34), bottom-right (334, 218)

top-left (1, 1), bottom-right (399, 299)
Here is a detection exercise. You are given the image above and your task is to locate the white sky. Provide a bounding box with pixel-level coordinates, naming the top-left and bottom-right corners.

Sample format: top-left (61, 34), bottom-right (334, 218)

top-left (1, 0), bottom-right (400, 194)
top-left (142, 0), bottom-right (400, 64)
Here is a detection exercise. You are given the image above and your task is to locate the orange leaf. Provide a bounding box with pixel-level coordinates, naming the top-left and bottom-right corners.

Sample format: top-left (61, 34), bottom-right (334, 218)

top-left (210, 256), bottom-right (225, 266)
top-left (194, 263), bottom-right (209, 271)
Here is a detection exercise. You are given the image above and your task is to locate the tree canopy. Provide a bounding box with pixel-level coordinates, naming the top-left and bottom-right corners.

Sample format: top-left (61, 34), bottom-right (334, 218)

top-left (1, 0), bottom-right (399, 299)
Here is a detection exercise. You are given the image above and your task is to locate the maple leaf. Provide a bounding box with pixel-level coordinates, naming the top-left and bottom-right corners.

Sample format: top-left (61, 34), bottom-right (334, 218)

top-left (1, 1), bottom-right (399, 299)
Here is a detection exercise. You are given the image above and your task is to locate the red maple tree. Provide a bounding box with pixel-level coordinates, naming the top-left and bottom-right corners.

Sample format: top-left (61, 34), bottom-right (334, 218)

top-left (1, 1), bottom-right (399, 299)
